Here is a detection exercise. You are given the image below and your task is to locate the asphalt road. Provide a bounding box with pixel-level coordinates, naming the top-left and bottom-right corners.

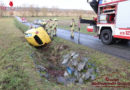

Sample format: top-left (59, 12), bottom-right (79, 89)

top-left (57, 29), bottom-right (130, 60)
top-left (16, 17), bottom-right (130, 60)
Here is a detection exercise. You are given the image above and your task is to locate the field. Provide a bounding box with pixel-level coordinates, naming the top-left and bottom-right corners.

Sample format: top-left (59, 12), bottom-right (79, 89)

top-left (0, 18), bottom-right (44, 90)
top-left (0, 17), bottom-right (130, 90)
top-left (26, 16), bottom-right (97, 35)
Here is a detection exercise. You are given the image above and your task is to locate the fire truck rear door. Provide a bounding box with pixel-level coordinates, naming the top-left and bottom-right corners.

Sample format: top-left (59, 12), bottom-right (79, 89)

top-left (116, 0), bottom-right (130, 28)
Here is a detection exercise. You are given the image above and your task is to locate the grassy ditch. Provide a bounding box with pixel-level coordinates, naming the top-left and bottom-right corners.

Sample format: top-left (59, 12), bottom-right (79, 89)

top-left (0, 17), bottom-right (128, 90)
top-left (32, 37), bottom-right (130, 89)
top-left (14, 17), bottom-right (130, 89)
top-left (0, 18), bottom-right (45, 90)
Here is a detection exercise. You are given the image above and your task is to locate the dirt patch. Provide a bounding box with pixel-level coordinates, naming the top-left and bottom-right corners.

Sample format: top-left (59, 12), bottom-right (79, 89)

top-left (33, 42), bottom-right (70, 80)
top-left (32, 41), bottom-right (100, 85)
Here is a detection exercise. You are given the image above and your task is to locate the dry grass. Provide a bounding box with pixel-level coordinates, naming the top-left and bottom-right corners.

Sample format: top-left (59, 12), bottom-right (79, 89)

top-left (0, 18), bottom-right (45, 89)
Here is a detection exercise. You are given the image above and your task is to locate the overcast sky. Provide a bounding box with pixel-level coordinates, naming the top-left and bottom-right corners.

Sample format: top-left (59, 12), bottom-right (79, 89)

top-left (0, 0), bottom-right (92, 10)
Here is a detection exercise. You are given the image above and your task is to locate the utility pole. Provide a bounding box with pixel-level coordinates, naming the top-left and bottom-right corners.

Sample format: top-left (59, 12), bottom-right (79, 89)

top-left (78, 16), bottom-right (81, 44)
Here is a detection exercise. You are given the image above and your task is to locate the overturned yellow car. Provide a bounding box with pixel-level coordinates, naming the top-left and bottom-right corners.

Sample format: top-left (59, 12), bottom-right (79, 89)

top-left (25, 27), bottom-right (51, 47)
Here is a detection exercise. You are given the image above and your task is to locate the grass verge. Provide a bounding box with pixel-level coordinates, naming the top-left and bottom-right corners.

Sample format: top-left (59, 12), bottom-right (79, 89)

top-left (14, 17), bottom-right (130, 89)
top-left (0, 17), bottom-right (129, 90)
top-left (0, 18), bottom-right (44, 90)
top-left (34, 37), bottom-right (130, 89)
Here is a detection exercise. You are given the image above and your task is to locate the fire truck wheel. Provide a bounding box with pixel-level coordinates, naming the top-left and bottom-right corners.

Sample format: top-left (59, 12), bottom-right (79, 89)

top-left (100, 29), bottom-right (113, 45)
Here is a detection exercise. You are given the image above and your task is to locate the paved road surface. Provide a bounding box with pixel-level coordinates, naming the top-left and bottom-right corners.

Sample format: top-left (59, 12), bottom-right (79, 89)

top-left (57, 29), bottom-right (130, 60)
top-left (16, 17), bottom-right (130, 60)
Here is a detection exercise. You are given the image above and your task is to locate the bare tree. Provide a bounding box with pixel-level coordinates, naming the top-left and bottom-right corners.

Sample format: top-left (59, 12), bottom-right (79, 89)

top-left (35, 7), bottom-right (39, 16)
top-left (21, 4), bottom-right (27, 17)
top-left (0, 2), bottom-right (6, 17)
top-left (41, 7), bottom-right (48, 16)
top-left (29, 5), bottom-right (35, 17)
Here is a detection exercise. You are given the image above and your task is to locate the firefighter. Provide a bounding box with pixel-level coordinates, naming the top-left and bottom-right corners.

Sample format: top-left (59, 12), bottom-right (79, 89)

top-left (45, 19), bottom-right (50, 33)
top-left (49, 19), bottom-right (54, 38)
top-left (78, 16), bottom-right (81, 44)
top-left (46, 19), bottom-right (52, 35)
top-left (53, 18), bottom-right (58, 36)
top-left (70, 18), bottom-right (76, 39)
top-left (41, 19), bottom-right (47, 29)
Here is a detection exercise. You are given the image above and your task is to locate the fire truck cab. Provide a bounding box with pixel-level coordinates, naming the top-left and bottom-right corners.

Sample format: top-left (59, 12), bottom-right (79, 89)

top-left (86, 0), bottom-right (130, 45)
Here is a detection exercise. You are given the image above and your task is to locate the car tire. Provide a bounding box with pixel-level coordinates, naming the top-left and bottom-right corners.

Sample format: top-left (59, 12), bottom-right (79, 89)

top-left (100, 29), bottom-right (114, 45)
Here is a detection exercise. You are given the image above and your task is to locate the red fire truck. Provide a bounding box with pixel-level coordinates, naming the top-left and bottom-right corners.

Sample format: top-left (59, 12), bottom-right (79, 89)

top-left (81, 0), bottom-right (130, 45)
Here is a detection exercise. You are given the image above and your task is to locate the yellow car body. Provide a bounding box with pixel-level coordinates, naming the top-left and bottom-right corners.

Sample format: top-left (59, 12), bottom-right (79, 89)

top-left (25, 27), bottom-right (51, 47)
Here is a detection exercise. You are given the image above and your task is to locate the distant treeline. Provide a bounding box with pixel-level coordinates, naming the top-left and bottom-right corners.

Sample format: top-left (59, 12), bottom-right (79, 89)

top-left (0, 6), bottom-right (96, 17)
